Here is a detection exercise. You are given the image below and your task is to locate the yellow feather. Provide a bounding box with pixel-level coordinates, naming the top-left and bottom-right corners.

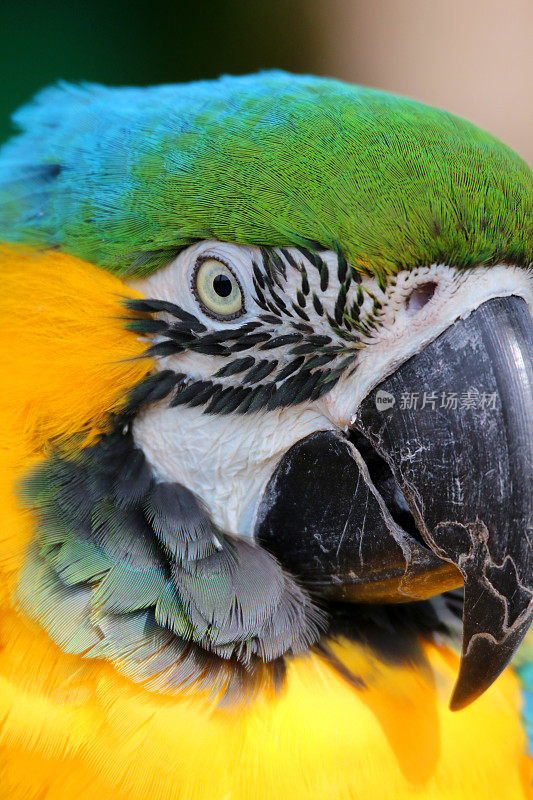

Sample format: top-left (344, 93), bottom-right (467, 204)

top-left (0, 243), bottom-right (149, 450)
top-left (0, 245), bottom-right (531, 799)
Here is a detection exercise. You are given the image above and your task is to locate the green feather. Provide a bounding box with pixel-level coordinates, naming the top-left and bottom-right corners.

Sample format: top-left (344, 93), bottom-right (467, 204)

top-left (92, 562), bottom-right (167, 615)
top-left (0, 72), bottom-right (531, 279)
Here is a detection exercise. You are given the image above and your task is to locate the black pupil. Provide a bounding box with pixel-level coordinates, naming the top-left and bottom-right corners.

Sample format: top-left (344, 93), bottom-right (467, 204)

top-left (213, 273), bottom-right (233, 298)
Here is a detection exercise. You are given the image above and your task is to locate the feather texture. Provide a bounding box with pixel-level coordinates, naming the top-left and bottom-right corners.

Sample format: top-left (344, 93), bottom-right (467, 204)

top-left (0, 64), bottom-right (532, 795)
top-left (0, 73), bottom-right (531, 277)
top-left (0, 246), bottom-right (531, 798)
top-left (18, 425), bottom-right (324, 697)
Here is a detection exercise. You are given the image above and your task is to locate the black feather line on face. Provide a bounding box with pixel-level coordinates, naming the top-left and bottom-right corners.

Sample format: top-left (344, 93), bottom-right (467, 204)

top-left (319, 261), bottom-right (329, 293)
top-left (259, 334), bottom-right (303, 350)
top-left (124, 371), bottom-right (185, 413)
top-left (228, 332), bottom-right (271, 352)
top-left (268, 286), bottom-right (291, 315)
top-left (337, 251), bottom-right (348, 284)
top-left (124, 246), bottom-right (376, 418)
top-left (269, 249), bottom-right (287, 281)
top-left (296, 290), bottom-right (306, 308)
top-left (260, 247), bottom-right (281, 289)
top-left (217, 386), bottom-right (253, 414)
top-left (335, 285), bottom-right (348, 326)
top-left (290, 342), bottom-right (320, 356)
top-left (291, 303), bottom-right (310, 321)
top-left (246, 383), bottom-right (276, 412)
top-left (305, 352), bottom-right (338, 370)
top-left (252, 260), bottom-right (266, 289)
top-left (242, 360), bottom-right (278, 385)
top-left (186, 383), bottom-right (220, 408)
top-left (204, 386), bottom-right (233, 414)
top-left (214, 356), bottom-right (255, 378)
top-left (291, 321), bottom-right (314, 334)
top-left (295, 246), bottom-right (320, 268)
top-left (170, 381), bottom-right (213, 407)
top-left (312, 293), bottom-right (324, 316)
top-left (310, 373), bottom-right (338, 400)
top-left (126, 298), bottom-right (206, 329)
top-left (259, 314), bottom-right (281, 325)
top-left (252, 280), bottom-right (268, 311)
top-left (347, 301), bottom-right (360, 322)
top-left (300, 267), bottom-right (310, 297)
top-left (126, 318), bottom-right (168, 335)
top-left (145, 341), bottom-right (185, 358)
top-left (189, 341), bottom-right (231, 357)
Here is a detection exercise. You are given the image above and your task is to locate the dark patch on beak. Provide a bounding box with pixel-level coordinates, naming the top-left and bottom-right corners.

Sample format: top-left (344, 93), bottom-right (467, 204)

top-left (255, 430), bottom-right (461, 602)
top-left (256, 296), bottom-right (532, 709)
top-left (354, 296), bottom-right (533, 709)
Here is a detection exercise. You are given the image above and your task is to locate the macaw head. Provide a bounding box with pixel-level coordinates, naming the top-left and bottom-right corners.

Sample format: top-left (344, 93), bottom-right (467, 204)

top-left (1, 72), bottom-right (531, 710)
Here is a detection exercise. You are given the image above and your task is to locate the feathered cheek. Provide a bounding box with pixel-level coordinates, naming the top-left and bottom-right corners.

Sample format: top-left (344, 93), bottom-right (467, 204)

top-left (0, 245), bottom-right (151, 452)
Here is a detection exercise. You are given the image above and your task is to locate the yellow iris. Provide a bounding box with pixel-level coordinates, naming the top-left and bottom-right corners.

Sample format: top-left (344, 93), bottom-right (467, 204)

top-left (194, 258), bottom-right (244, 319)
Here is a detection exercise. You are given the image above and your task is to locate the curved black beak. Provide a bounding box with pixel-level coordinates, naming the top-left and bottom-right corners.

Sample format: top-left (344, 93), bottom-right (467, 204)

top-left (353, 295), bottom-right (533, 710)
top-left (256, 295), bottom-right (532, 710)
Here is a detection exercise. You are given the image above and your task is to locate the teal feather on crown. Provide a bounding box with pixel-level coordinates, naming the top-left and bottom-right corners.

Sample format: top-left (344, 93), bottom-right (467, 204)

top-left (0, 71), bottom-right (531, 277)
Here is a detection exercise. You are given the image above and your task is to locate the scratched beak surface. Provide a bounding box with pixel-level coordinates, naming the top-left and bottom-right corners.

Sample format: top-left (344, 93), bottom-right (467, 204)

top-left (353, 296), bottom-right (533, 709)
top-left (255, 430), bottom-right (462, 603)
top-left (257, 295), bottom-right (532, 710)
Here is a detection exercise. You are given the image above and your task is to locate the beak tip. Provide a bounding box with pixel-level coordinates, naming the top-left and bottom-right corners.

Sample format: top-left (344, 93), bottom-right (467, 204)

top-left (448, 680), bottom-right (479, 712)
top-left (448, 614), bottom-right (533, 711)
top-left (448, 662), bottom-right (500, 712)
top-left (448, 698), bottom-right (467, 713)
top-left (448, 667), bottom-right (505, 712)
top-left (353, 296), bottom-right (533, 713)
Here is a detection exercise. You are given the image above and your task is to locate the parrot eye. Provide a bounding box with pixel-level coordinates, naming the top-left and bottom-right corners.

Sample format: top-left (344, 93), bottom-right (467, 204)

top-left (193, 257), bottom-right (244, 319)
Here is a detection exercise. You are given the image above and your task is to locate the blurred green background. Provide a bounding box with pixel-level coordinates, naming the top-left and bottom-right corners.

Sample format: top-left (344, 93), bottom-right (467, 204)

top-left (0, 0), bottom-right (318, 143)
top-left (1, 0), bottom-right (531, 163)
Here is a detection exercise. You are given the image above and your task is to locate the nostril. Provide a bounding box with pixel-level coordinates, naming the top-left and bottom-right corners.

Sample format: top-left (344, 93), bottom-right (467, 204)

top-left (405, 282), bottom-right (437, 315)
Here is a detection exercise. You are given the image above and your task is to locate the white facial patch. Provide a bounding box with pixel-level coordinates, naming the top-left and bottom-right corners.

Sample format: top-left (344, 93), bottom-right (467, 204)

top-left (133, 403), bottom-right (334, 533)
top-left (128, 242), bottom-right (533, 538)
top-left (321, 263), bottom-right (533, 427)
top-left (130, 242), bottom-right (338, 533)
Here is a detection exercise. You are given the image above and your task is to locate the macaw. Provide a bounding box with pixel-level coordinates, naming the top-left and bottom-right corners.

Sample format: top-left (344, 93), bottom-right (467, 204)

top-left (0, 71), bottom-right (532, 800)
